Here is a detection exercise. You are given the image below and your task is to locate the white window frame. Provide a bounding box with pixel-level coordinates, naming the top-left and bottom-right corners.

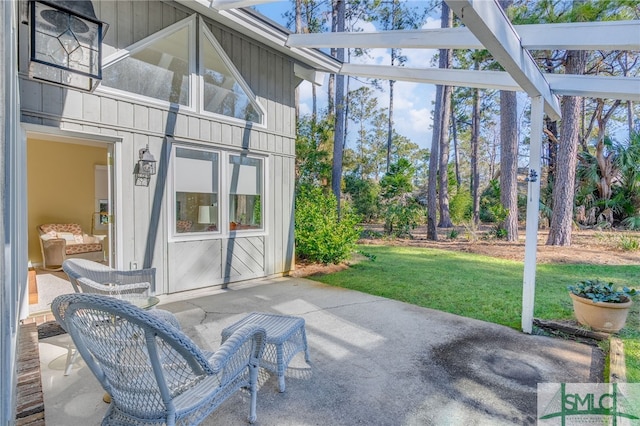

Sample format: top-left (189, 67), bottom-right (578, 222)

top-left (198, 20), bottom-right (266, 127)
top-left (225, 152), bottom-right (266, 235)
top-left (99, 15), bottom-right (197, 111)
top-left (98, 15), bottom-right (266, 127)
top-left (169, 144), bottom-right (267, 242)
top-left (169, 143), bottom-right (221, 241)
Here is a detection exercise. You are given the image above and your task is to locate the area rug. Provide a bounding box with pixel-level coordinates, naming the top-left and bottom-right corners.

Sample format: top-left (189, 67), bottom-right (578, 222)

top-left (29, 270), bottom-right (74, 315)
top-left (37, 321), bottom-right (66, 339)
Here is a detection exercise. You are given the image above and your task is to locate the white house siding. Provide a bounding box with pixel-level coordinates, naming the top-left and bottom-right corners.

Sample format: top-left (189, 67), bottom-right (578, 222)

top-left (19, 0), bottom-right (296, 294)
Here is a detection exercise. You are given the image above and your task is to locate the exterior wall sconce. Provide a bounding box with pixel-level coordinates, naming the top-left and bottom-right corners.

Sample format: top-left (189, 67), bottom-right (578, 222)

top-left (29, 0), bottom-right (109, 92)
top-left (134, 146), bottom-right (157, 187)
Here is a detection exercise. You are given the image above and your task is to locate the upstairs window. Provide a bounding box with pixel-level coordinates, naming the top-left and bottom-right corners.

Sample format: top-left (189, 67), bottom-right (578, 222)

top-left (201, 25), bottom-right (262, 123)
top-left (101, 15), bottom-right (264, 124)
top-left (102, 19), bottom-right (193, 106)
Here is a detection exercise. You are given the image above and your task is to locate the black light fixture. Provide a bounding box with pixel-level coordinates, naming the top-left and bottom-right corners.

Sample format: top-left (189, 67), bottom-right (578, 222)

top-left (134, 146), bottom-right (157, 187)
top-left (29, 0), bottom-right (108, 91)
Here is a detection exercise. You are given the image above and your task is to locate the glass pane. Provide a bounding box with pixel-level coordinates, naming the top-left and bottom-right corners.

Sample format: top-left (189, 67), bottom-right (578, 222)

top-left (229, 195), bottom-right (261, 230)
top-left (228, 155), bottom-right (262, 230)
top-left (202, 34), bottom-right (262, 123)
top-left (174, 148), bottom-right (218, 234)
top-left (102, 27), bottom-right (190, 105)
top-left (228, 156), bottom-right (261, 195)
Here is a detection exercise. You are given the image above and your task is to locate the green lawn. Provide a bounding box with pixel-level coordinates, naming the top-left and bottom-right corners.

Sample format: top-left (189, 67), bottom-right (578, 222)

top-left (309, 244), bottom-right (640, 382)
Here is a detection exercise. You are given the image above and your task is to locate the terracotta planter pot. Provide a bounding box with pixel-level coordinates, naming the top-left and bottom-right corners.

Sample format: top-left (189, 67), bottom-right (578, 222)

top-left (569, 292), bottom-right (632, 333)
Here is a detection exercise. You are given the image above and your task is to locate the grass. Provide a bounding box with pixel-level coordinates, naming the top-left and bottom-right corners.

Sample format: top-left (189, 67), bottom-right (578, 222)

top-left (309, 244), bottom-right (640, 382)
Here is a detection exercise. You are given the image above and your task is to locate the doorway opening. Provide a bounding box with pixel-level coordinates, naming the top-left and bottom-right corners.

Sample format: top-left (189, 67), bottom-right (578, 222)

top-left (26, 132), bottom-right (116, 315)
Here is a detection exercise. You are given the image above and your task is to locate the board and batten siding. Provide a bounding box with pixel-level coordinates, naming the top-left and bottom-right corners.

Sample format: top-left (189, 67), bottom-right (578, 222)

top-left (19, 0), bottom-right (296, 293)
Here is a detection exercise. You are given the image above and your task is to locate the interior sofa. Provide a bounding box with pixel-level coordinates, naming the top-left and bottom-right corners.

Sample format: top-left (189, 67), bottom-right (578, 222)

top-left (37, 223), bottom-right (105, 271)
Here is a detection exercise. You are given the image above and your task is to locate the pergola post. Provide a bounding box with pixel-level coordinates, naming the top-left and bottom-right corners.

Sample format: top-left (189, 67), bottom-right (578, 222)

top-left (522, 96), bottom-right (544, 333)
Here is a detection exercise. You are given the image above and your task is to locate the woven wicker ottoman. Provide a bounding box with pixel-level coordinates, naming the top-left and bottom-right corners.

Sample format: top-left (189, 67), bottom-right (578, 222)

top-left (221, 312), bottom-right (310, 392)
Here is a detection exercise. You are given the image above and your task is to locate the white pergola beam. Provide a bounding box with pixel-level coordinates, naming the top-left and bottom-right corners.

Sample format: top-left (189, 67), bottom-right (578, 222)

top-left (341, 64), bottom-right (640, 101)
top-left (287, 20), bottom-right (640, 51)
top-left (340, 63), bottom-right (521, 91)
top-left (518, 21), bottom-right (640, 50)
top-left (446, 0), bottom-right (561, 120)
top-left (210, 0), bottom-right (273, 10)
top-left (288, 27), bottom-right (479, 50)
top-left (548, 74), bottom-right (640, 102)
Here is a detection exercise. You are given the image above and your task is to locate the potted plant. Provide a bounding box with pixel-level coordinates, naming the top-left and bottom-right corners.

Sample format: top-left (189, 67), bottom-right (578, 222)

top-left (567, 279), bottom-right (637, 333)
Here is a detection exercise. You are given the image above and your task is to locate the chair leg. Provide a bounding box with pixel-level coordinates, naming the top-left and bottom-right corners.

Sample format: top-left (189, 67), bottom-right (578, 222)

top-left (64, 344), bottom-right (79, 376)
top-left (248, 363), bottom-right (259, 424)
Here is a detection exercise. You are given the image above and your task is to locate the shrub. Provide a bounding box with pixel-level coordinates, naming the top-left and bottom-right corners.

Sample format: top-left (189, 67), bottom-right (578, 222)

top-left (344, 174), bottom-right (381, 222)
top-left (618, 235), bottom-right (640, 251)
top-left (295, 185), bottom-right (362, 264)
top-left (623, 216), bottom-right (640, 230)
top-left (450, 190), bottom-right (473, 224)
top-left (383, 197), bottom-right (424, 238)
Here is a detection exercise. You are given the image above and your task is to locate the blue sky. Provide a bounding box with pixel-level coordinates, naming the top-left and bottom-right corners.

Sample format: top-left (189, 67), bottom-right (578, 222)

top-left (254, 1), bottom-right (442, 150)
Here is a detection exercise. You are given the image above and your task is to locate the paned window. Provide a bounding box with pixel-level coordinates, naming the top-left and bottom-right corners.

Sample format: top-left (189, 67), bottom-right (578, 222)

top-left (101, 15), bottom-right (264, 124)
top-left (201, 27), bottom-right (262, 123)
top-left (102, 25), bottom-right (191, 105)
top-left (174, 148), bottom-right (219, 234)
top-left (228, 155), bottom-right (262, 231)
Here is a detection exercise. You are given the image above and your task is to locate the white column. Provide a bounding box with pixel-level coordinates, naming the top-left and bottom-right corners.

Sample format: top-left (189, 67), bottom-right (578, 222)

top-left (522, 96), bottom-right (544, 333)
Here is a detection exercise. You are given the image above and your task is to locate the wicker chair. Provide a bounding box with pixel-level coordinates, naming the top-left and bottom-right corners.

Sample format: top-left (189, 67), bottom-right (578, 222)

top-left (62, 258), bottom-right (154, 296)
top-left (60, 258), bottom-right (155, 375)
top-left (52, 293), bottom-right (267, 425)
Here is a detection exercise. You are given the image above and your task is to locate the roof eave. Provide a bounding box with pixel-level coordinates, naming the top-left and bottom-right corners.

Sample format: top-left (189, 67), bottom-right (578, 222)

top-left (176, 0), bottom-right (342, 74)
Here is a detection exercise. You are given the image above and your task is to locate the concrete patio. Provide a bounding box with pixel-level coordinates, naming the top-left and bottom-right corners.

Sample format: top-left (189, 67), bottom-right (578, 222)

top-left (39, 276), bottom-right (602, 425)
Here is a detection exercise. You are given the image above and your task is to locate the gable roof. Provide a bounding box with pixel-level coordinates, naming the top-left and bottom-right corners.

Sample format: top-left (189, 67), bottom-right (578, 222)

top-left (176, 0), bottom-right (341, 77)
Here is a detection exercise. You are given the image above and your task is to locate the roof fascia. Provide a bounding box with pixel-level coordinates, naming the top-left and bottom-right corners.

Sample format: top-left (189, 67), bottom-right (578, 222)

top-left (287, 20), bottom-right (640, 51)
top-left (176, 0), bottom-right (341, 74)
top-left (446, 0), bottom-right (561, 120)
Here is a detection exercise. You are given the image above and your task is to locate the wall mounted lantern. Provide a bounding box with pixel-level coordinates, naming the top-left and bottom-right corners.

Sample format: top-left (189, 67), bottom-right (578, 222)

top-left (29, 0), bottom-right (108, 92)
top-left (134, 146), bottom-right (157, 187)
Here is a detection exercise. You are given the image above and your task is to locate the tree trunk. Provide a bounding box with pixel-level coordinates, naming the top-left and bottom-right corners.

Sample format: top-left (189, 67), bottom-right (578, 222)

top-left (437, 4), bottom-right (453, 228)
top-left (451, 111), bottom-right (461, 188)
top-left (628, 101), bottom-right (634, 139)
top-left (500, 90), bottom-right (519, 241)
top-left (427, 84), bottom-right (442, 241)
top-left (471, 61), bottom-right (480, 225)
top-left (387, 77), bottom-right (394, 173)
top-left (438, 85), bottom-right (453, 228)
top-left (331, 0), bottom-right (346, 216)
top-left (547, 49), bottom-right (588, 246)
top-left (427, 1), bottom-right (453, 240)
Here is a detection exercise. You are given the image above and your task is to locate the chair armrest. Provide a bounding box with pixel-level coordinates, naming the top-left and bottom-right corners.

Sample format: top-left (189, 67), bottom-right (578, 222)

top-left (41, 238), bottom-right (66, 248)
top-left (208, 324), bottom-right (266, 384)
top-left (105, 268), bottom-right (156, 288)
top-left (147, 309), bottom-right (181, 329)
top-left (77, 277), bottom-right (150, 295)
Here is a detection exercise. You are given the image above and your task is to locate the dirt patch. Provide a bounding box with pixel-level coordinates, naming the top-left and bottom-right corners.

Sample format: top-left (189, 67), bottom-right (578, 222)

top-left (359, 225), bottom-right (640, 266)
top-left (292, 225), bottom-right (639, 277)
